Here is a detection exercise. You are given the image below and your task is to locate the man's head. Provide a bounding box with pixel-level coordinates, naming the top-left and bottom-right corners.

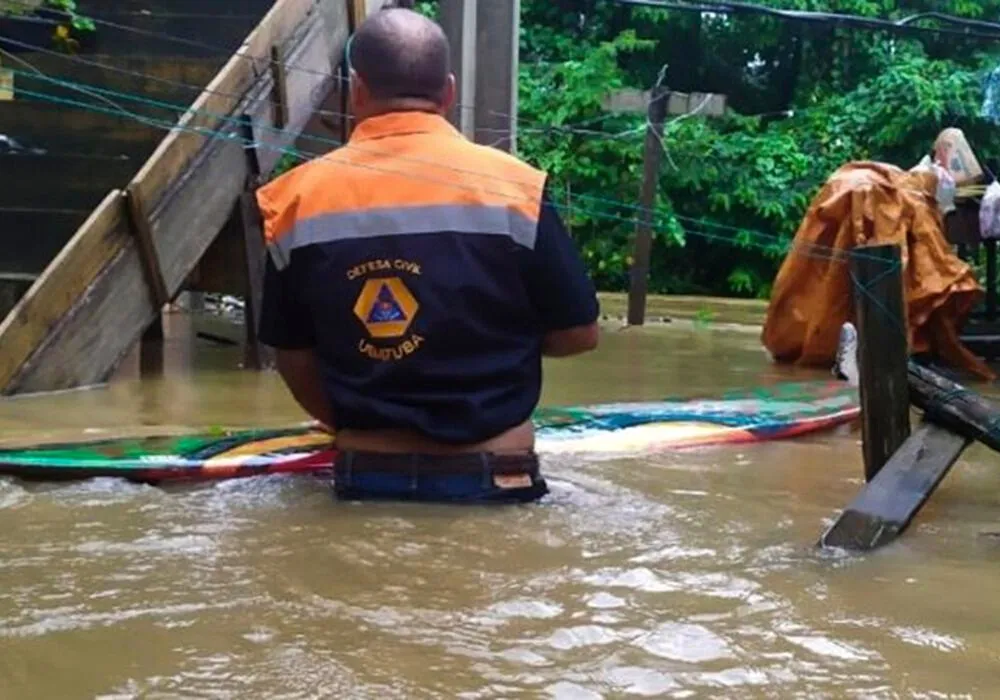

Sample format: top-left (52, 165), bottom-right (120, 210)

top-left (348, 8), bottom-right (455, 119)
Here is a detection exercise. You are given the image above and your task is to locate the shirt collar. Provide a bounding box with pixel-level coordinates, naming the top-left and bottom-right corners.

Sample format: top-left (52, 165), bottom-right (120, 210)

top-left (349, 111), bottom-right (462, 143)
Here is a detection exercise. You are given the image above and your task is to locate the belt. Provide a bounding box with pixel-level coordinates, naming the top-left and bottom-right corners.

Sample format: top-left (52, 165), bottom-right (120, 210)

top-left (336, 450), bottom-right (540, 476)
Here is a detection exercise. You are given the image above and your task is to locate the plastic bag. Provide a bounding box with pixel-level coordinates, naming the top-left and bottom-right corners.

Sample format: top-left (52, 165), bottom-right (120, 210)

top-left (980, 180), bottom-right (1000, 240)
top-left (934, 163), bottom-right (956, 216)
top-left (913, 155), bottom-right (957, 215)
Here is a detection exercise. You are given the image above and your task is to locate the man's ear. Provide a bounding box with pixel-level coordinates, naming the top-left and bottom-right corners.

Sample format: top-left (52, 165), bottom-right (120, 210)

top-left (349, 68), bottom-right (368, 113)
top-left (440, 73), bottom-right (457, 114)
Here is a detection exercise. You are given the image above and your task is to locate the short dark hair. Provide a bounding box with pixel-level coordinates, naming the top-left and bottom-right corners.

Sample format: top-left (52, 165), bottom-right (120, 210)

top-left (349, 8), bottom-right (451, 104)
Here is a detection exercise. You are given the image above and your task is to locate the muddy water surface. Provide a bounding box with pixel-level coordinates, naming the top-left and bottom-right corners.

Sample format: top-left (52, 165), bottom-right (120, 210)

top-left (1, 315), bottom-right (999, 698)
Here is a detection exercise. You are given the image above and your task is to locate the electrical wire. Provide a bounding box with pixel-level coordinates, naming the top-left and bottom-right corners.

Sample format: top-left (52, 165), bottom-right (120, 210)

top-left (0, 1), bottom-right (971, 274)
top-left (615, 0), bottom-right (1000, 42)
top-left (11, 74), bottom-right (908, 270)
top-left (0, 32), bottom-right (657, 140)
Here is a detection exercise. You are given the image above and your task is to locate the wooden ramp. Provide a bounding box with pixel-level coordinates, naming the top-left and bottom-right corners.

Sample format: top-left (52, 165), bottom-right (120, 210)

top-left (0, 0), bottom-right (359, 395)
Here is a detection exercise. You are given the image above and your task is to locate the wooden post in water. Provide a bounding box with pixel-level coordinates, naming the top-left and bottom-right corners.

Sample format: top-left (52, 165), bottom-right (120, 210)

top-left (237, 192), bottom-right (272, 371)
top-left (819, 419), bottom-right (969, 551)
top-left (238, 115), bottom-right (273, 371)
top-left (851, 243), bottom-right (911, 481)
top-left (627, 78), bottom-right (668, 326)
top-left (818, 360), bottom-right (997, 552)
top-left (139, 315), bottom-right (165, 377)
top-left (122, 186), bottom-right (169, 377)
top-left (908, 360), bottom-right (1000, 451)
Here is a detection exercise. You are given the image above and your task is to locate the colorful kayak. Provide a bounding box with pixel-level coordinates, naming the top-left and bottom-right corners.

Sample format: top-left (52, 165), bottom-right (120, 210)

top-left (0, 380), bottom-right (858, 483)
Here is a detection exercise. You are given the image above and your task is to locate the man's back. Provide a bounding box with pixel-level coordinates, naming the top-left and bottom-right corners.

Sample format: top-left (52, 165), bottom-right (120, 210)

top-left (256, 7), bottom-right (597, 503)
top-left (258, 111), bottom-right (598, 445)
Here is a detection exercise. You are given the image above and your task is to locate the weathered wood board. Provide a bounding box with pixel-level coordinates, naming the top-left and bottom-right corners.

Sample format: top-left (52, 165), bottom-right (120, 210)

top-left (908, 360), bottom-right (1000, 454)
top-left (0, 0), bottom-right (352, 395)
top-left (819, 421), bottom-right (970, 551)
top-left (852, 244), bottom-right (911, 481)
top-left (0, 191), bottom-right (129, 391)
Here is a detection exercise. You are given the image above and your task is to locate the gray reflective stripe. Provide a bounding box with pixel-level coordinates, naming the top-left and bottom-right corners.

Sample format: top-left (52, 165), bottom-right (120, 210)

top-left (270, 204), bottom-right (539, 265)
top-left (268, 241), bottom-right (290, 271)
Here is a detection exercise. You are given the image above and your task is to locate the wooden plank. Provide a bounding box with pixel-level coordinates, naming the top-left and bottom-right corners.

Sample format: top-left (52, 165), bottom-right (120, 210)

top-left (122, 186), bottom-right (169, 308)
top-left (238, 192), bottom-right (273, 370)
top-left (0, 190), bottom-right (128, 393)
top-left (686, 92), bottom-right (727, 117)
top-left (908, 360), bottom-right (1000, 453)
top-left (627, 80), bottom-right (668, 326)
top-left (602, 88), bottom-right (650, 114)
top-left (0, 1), bottom-right (349, 394)
top-left (130, 0), bottom-right (315, 211)
top-left (819, 421), bottom-right (969, 551)
top-left (349, 0), bottom-right (368, 29)
top-left (10, 239), bottom-right (150, 394)
top-left (851, 244), bottom-right (911, 481)
top-left (139, 314), bottom-right (165, 378)
top-left (184, 221), bottom-right (248, 296)
top-left (254, 8), bottom-right (345, 175)
top-left (270, 45), bottom-right (290, 130)
top-left (192, 314), bottom-right (242, 346)
top-left (0, 275), bottom-right (35, 322)
top-left (236, 112), bottom-right (268, 370)
top-left (603, 89), bottom-right (728, 117)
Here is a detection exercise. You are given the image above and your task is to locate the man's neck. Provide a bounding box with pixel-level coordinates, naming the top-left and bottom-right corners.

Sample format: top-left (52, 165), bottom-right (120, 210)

top-left (354, 99), bottom-right (444, 124)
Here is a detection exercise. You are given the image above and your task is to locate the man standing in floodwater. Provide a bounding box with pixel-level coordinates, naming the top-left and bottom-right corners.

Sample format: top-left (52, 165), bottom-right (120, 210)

top-left (255, 8), bottom-right (600, 503)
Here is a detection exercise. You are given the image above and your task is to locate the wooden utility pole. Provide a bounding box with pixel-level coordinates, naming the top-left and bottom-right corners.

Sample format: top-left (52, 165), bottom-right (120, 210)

top-left (605, 86), bottom-right (725, 326)
top-left (627, 79), bottom-right (668, 326)
top-left (238, 116), bottom-right (272, 371)
top-left (851, 244), bottom-right (911, 481)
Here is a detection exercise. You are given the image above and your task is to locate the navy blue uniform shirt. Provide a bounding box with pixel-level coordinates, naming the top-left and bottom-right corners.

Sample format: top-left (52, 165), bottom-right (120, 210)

top-left (259, 185), bottom-right (599, 444)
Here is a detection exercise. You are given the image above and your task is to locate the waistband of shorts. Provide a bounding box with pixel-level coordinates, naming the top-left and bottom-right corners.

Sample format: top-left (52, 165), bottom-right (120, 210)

top-left (336, 450), bottom-right (539, 476)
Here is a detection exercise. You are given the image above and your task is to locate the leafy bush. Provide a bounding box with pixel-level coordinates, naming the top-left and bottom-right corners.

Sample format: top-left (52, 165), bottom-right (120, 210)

top-left (514, 2), bottom-right (1000, 298)
top-left (397, 1), bottom-right (1000, 298)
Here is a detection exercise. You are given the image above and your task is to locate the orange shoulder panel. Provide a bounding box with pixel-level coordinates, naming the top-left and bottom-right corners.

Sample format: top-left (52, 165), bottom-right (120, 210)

top-left (262, 134), bottom-right (545, 233)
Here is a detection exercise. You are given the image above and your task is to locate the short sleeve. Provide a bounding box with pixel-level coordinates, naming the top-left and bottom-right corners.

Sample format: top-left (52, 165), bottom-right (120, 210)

top-left (523, 187), bottom-right (600, 331)
top-left (259, 254), bottom-right (316, 350)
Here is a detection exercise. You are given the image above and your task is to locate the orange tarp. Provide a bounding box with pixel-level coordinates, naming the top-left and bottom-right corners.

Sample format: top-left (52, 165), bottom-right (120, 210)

top-left (762, 161), bottom-right (995, 381)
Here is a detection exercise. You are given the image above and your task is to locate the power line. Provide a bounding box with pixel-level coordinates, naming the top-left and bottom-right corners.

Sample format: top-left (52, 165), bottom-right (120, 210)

top-left (0, 0), bottom-right (493, 116)
top-left (83, 12), bottom-right (262, 20)
top-left (615, 0), bottom-right (1000, 42)
top-left (0, 3), bottom-right (973, 273)
top-left (0, 33), bottom-right (652, 140)
top-left (1, 0), bottom-right (270, 55)
top-left (8, 74), bottom-right (917, 271)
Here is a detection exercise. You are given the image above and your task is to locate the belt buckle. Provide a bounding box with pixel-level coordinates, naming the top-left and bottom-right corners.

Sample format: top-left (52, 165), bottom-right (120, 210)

top-left (491, 454), bottom-right (534, 490)
top-left (493, 473), bottom-right (533, 489)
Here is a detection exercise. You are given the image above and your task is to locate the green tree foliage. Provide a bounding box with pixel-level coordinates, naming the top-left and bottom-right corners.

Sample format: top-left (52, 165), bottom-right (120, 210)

top-left (0, 0), bottom-right (95, 51)
top-left (397, 2), bottom-right (1000, 297)
top-left (511, 0), bottom-right (1000, 298)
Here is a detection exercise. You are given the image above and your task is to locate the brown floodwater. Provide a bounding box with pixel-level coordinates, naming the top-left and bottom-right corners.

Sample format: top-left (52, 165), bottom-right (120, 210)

top-left (1, 312), bottom-right (1000, 699)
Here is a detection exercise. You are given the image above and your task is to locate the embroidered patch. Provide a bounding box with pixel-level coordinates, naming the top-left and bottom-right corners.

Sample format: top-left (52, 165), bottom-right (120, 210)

top-left (353, 276), bottom-right (419, 340)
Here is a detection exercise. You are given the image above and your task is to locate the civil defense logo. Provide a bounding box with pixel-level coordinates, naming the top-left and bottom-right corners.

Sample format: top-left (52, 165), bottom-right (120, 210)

top-left (353, 277), bottom-right (419, 339)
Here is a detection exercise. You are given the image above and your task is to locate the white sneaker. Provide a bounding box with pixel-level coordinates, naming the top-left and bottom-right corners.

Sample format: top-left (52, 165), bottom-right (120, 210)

top-left (834, 322), bottom-right (860, 387)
